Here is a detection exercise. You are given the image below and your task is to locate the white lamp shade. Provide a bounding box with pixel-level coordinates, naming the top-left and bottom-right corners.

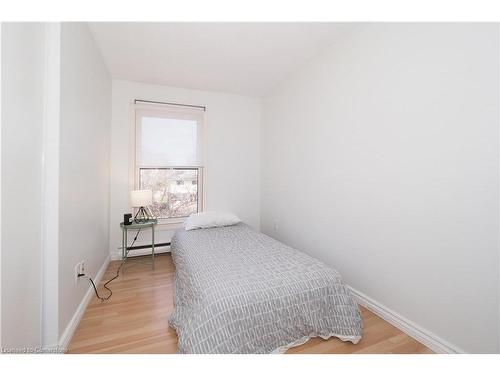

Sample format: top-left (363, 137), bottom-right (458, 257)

top-left (130, 189), bottom-right (152, 207)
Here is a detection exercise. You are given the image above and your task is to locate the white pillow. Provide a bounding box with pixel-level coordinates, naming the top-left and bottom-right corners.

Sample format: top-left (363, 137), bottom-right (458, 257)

top-left (184, 211), bottom-right (241, 231)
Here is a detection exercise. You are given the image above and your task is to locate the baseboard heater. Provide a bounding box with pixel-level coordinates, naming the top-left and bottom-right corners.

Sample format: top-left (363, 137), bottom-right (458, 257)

top-left (126, 242), bottom-right (171, 251)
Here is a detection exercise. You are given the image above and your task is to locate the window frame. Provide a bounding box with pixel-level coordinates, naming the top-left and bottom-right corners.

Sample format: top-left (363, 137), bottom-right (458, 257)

top-left (132, 102), bottom-right (205, 228)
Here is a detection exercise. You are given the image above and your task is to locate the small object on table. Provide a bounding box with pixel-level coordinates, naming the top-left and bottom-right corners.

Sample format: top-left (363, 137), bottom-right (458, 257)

top-left (120, 219), bottom-right (157, 270)
top-left (123, 213), bottom-right (132, 226)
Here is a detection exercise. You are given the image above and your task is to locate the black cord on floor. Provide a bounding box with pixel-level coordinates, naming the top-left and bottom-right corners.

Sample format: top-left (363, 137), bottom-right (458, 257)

top-left (79, 228), bottom-right (142, 303)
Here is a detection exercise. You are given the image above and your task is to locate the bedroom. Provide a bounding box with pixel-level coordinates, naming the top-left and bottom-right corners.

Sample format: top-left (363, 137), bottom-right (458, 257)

top-left (1, 1), bottom-right (500, 372)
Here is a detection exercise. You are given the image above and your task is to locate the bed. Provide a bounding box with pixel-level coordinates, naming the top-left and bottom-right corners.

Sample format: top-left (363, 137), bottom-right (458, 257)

top-left (169, 222), bottom-right (362, 354)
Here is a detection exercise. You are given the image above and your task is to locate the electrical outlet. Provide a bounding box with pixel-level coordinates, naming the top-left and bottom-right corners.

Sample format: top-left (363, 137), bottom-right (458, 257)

top-left (273, 219), bottom-right (279, 231)
top-left (74, 262), bottom-right (81, 284)
top-left (74, 261), bottom-right (86, 284)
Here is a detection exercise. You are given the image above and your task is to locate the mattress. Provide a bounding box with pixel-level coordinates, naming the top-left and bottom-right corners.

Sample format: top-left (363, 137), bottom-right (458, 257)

top-left (169, 223), bottom-right (362, 354)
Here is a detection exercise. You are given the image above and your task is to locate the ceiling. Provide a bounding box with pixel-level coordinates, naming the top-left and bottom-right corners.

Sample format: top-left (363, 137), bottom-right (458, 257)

top-left (88, 23), bottom-right (351, 97)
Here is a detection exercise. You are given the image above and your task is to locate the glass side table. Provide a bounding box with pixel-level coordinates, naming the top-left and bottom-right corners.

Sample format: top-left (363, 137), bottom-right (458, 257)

top-left (120, 219), bottom-right (157, 270)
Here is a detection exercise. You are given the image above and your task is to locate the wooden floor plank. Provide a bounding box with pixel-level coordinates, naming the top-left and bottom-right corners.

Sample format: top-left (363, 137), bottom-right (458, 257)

top-left (68, 254), bottom-right (432, 354)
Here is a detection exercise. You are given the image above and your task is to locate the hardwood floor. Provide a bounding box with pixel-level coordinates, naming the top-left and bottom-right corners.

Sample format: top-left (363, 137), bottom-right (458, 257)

top-left (68, 253), bottom-right (432, 354)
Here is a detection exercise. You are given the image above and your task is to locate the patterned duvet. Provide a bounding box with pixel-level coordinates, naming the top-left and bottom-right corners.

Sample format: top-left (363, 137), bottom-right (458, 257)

top-left (169, 223), bottom-right (362, 354)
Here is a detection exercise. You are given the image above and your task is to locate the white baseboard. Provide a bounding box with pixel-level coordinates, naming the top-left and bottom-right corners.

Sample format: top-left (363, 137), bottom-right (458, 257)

top-left (348, 285), bottom-right (465, 354)
top-left (58, 254), bottom-right (111, 351)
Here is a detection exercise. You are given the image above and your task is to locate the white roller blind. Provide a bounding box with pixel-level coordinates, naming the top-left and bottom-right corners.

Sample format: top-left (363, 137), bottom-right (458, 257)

top-left (135, 103), bottom-right (204, 167)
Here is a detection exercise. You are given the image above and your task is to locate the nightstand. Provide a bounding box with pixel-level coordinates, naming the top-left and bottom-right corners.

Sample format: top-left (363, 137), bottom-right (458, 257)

top-left (120, 219), bottom-right (157, 270)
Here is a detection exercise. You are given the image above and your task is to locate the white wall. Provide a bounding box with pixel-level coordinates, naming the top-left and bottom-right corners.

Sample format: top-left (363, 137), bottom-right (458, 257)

top-left (0, 22), bottom-right (3, 350)
top-left (1, 22), bottom-right (46, 349)
top-left (261, 23), bottom-right (499, 353)
top-left (109, 80), bottom-right (261, 258)
top-left (58, 23), bottom-right (111, 338)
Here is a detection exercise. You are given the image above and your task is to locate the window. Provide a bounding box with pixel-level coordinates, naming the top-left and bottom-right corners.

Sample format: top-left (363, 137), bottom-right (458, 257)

top-left (134, 102), bottom-right (204, 223)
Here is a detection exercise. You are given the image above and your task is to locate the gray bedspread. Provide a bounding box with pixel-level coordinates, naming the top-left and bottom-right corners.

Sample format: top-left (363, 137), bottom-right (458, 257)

top-left (169, 223), bottom-right (362, 354)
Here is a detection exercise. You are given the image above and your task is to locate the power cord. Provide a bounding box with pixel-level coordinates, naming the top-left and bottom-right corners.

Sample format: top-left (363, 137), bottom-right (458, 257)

top-left (78, 228), bottom-right (142, 303)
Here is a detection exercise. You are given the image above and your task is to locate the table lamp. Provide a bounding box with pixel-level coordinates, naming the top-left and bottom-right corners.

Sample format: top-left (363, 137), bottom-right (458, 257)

top-left (130, 189), bottom-right (153, 223)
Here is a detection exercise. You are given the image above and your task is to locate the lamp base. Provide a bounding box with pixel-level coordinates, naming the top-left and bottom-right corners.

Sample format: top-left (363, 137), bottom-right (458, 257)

top-left (134, 206), bottom-right (153, 223)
